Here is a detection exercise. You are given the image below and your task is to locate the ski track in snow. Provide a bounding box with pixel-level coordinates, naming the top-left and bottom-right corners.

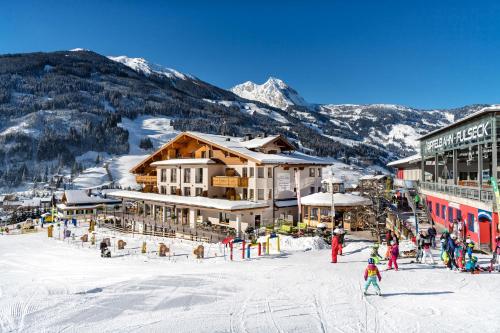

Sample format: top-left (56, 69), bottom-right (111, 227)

top-left (0, 230), bottom-right (499, 333)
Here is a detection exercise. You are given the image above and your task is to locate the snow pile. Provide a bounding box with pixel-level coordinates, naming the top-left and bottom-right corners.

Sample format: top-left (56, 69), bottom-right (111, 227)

top-left (231, 77), bottom-right (309, 110)
top-left (277, 235), bottom-right (328, 252)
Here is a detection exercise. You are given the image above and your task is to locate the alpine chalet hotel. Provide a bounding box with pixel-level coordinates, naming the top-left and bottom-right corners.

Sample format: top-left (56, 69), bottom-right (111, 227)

top-left (110, 132), bottom-right (330, 240)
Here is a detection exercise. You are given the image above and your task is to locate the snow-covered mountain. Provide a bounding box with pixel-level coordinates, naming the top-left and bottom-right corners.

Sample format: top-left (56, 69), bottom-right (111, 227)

top-left (107, 55), bottom-right (191, 80)
top-left (0, 49), bottom-right (489, 191)
top-left (231, 77), bottom-right (309, 110)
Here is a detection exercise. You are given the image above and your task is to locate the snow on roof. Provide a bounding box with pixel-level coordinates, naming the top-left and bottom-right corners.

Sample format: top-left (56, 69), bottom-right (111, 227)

top-left (358, 175), bottom-right (387, 181)
top-left (301, 192), bottom-right (372, 207)
top-left (387, 153), bottom-right (421, 167)
top-left (0, 195), bottom-right (5, 202)
top-left (185, 132), bottom-right (331, 165)
top-left (108, 190), bottom-right (269, 211)
top-left (151, 158), bottom-right (218, 166)
top-left (274, 199), bottom-right (298, 208)
top-left (22, 198), bottom-right (41, 207)
top-left (239, 135), bottom-right (280, 149)
top-left (63, 190), bottom-right (119, 205)
top-left (321, 177), bottom-right (344, 184)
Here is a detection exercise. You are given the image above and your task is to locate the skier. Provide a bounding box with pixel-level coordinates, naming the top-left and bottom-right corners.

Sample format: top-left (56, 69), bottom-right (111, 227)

top-left (493, 236), bottom-right (500, 272)
top-left (421, 234), bottom-right (435, 264)
top-left (465, 256), bottom-right (485, 274)
top-left (385, 230), bottom-right (393, 259)
top-left (387, 240), bottom-right (399, 271)
top-left (446, 234), bottom-right (458, 270)
top-left (370, 243), bottom-right (383, 264)
top-left (455, 240), bottom-right (466, 270)
top-left (465, 237), bottom-right (475, 260)
top-left (440, 230), bottom-right (449, 261)
top-left (416, 230), bottom-right (426, 263)
top-left (427, 223), bottom-right (437, 248)
top-left (337, 226), bottom-right (345, 255)
top-left (331, 229), bottom-right (340, 263)
top-left (363, 258), bottom-right (382, 296)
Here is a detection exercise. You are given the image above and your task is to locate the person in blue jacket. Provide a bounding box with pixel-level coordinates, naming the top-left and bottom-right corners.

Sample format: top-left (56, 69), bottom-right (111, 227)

top-left (465, 237), bottom-right (475, 260)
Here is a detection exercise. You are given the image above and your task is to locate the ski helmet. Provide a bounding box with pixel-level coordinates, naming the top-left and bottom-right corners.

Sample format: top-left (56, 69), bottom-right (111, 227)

top-left (472, 256), bottom-right (478, 262)
top-left (466, 239), bottom-right (471, 244)
top-left (368, 258), bottom-right (375, 264)
top-left (334, 228), bottom-right (340, 234)
top-left (451, 234), bottom-right (457, 240)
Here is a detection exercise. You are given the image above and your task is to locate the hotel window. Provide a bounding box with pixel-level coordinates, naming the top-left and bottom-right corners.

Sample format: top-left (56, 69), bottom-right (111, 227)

top-left (428, 201), bottom-right (432, 213)
top-left (184, 187), bottom-right (191, 196)
top-left (456, 209), bottom-right (462, 221)
top-left (195, 188), bottom-right (203, 196)
top-left (242, 167), bottom-right (248, 177)
top-left (310, 186), bottom-right (315, 194)
top-left (441, 205), bottom-right (447, 220)
top-left (160, 169), bottom-right (167, 182)
top-left (436, 203), bottom-right (440, 217)
top-left (160, 186), bottom-right (166, 194)
top-left (242, 188), bottom-right (248, 200)
top-left (184, 168), bottom-right (191, 183)
top-left (257, 167), bottom-right (265, 178)
top-left (249, 189), bottom-right (254, 200)
top-left (318, 186), bottom-right (322, 193)
top-left (257, 189), bottom-right (265, 200)
top-left (448, 207), bottom-right (453, 223)
top-left (267, 167), bottom-right (272, 178)
top-left (195, 168), bottom-right (203, 183)
top-left (250, 167), bottom-right (254, 178)
top-left (170, 186), bottom-right (177, 195)
top-left (318, 168), bottom-right (322, 177)
top-left (170, 168), bottom-right (177, 183)
top-left (309, 168), bottom-right (316, 177)
top-left (467, 213), bottom-right (475, 232)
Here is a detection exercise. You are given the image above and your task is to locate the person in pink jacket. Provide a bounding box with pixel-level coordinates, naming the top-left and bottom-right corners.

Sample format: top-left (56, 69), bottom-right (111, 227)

top-left (387, 240), bottom-right (399, 271)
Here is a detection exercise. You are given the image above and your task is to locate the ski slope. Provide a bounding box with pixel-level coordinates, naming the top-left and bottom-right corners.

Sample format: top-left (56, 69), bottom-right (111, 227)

top-left (1, 229), bottom-right (498, 333)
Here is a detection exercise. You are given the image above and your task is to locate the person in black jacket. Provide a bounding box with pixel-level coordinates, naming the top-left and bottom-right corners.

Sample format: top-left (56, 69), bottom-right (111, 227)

top-left (427, 223), bottom-right (437, 249)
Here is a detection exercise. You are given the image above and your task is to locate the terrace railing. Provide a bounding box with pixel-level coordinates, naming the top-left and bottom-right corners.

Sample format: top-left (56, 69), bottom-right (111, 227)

top-left (420, 181), bottom-right (494, 203)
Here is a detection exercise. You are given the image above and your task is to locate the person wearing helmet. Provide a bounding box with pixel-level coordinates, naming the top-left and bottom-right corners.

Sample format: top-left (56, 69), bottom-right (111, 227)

top-left (422, 232), bottom-right (435, 265)
top-left (363, 257), bottom-right (382, 296)
top-left (465, 237), bottom-right (475, 260)
top-left (465, 256), bottom-right (482, 273)
top-left (370, 243), bottom-right (383, 264)
top-left (331, 230), bottom-right (340, 263)
top-left (387, 240), bottom-right (399, 271)
top-left (446, 233), bottom-right (458, 270)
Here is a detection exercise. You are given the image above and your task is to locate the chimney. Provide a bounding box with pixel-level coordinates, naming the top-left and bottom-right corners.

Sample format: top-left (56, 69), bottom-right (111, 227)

top-left (243, 133), bottom-right (253, 141)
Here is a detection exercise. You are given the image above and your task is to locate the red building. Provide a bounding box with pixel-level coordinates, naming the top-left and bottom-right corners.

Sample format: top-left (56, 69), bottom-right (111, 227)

top-left (388, 107), bottom-right (500, 252)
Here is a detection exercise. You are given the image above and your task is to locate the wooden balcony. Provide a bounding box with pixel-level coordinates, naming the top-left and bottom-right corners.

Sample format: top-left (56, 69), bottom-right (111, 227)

top-left (212, 176), bottom-right (248, 188)
top-left (136, 175), bottom-right (157, 185)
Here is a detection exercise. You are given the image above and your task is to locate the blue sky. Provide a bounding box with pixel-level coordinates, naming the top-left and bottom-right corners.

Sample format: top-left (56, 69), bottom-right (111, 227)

top-left (1, 0), bottom-right (500, 109)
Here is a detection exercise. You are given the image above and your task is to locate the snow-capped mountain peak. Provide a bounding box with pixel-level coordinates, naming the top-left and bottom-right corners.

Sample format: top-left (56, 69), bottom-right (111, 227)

top-left (231, 76), bottom-right (308, 110)
top-left (107, 55), bottom-right (190, 80)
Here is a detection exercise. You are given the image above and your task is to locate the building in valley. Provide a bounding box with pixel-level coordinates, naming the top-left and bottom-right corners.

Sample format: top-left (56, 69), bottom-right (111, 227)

top-left (109, 131), bottom-right (331, 239)
top-left (388, 106), bottom-right (500, 251)
top-left (57, 190), bottom-right (122, 221)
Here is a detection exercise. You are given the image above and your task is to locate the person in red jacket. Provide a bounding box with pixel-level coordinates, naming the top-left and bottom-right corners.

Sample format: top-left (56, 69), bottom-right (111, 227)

top-left (331, 229), bottom-right (340, 263)
top-left (387, 240), bottom-right (399, 271)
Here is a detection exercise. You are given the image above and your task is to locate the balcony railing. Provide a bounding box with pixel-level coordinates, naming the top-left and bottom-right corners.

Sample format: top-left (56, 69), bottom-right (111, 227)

top-left (136, 175), bottom-right (157, 185)
top-left (212, 176), bottom-right (248, 188)
top-left (420, 181), bottom-right (494, 203)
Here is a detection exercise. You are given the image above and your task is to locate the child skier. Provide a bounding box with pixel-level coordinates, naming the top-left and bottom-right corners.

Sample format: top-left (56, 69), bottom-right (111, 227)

top-left (387, 240), bottom-right (399, 271)
top-left (331, 230), bottom-right (340, 263)
top-left (421, 236), bottom-right (435, 264)
top-left (370, 243), bottom-right (383, 264)
top-left (465, 256), bottom-right (485, 274)
top-left (364, 258), bottom-right (382, 296)
top-left (466, 237), bottom-right (475, 260)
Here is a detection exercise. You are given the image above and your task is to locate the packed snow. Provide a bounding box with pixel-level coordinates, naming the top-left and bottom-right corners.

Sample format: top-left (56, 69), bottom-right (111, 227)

top-left (108, 55), bottom-right (191, 80)
top-left (1, 227), bottom-right (499, 333)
